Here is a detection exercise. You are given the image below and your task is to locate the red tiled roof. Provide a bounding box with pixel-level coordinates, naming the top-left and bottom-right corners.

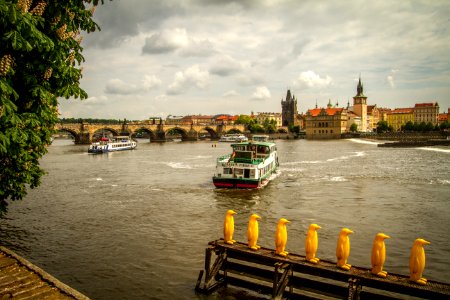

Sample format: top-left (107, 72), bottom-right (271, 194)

top-left (308, 108), bottom-right (344, 117)
top-left (439, 114), bottom-right (448, 121)
top-left (389, 108), bottom-right (414, 114)
top-left (415, 102), bottom-right (438, 107)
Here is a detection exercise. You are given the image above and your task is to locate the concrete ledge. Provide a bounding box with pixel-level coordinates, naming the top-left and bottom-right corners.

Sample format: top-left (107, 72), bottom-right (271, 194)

top-left (0, 246), bottom-right (89, 299)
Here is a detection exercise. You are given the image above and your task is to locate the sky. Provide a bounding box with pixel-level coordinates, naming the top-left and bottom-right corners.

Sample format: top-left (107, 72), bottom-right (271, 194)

top-left (58, 0), bottom-right (450, 120)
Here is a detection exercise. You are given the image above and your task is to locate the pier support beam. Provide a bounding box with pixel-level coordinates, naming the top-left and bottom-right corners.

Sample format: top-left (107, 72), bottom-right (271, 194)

top-left (272, 262), bottom-right (293, 300)
top-left (195, 247), bottom-right (227, 294)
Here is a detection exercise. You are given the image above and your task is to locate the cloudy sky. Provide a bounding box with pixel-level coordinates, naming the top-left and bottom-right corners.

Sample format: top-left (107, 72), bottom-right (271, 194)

top-left (59, 0), bottom-right (450, 120)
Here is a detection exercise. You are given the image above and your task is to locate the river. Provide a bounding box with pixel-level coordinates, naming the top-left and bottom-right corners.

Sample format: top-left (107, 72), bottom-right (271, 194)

top-left (0, 138), bottom-right (449, 299)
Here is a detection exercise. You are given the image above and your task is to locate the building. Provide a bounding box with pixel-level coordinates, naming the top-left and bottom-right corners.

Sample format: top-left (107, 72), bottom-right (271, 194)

top-left (305, 107), bottom-right (348, 139)
top-left (347, 111), bottom-right (362, 132)
top-left (255, 112), bottom-right (282, 127)
top-left (213, 114), bottom-right (238, 125)
top-left (281, 90), bottom-right (298, 127)
top-left (414, 102), bottom-right (439, 125)
top-left (387, 108), bottom-right (414, 131)
top-left (165, 115), bottom-right (184, 125)
top-left (367, 105), bottom-right (380, 132)
top-left (352, 77), bottom-right (368, 132)
top-left (182, 115), bottom-right (213, 125)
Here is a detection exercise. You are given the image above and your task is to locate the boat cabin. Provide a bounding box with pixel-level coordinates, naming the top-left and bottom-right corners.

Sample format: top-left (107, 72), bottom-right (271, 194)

top-left (230, 142), bottom-right (274, 163)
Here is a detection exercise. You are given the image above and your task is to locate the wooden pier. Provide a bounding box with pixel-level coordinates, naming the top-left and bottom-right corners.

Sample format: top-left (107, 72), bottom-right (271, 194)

top-left (0, 246), bottom-right (89, 299)
top-left (196, 239), bottom-right (450, 299)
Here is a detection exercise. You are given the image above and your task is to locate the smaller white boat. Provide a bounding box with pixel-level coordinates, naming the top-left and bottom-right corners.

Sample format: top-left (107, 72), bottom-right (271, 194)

top-left (88, 136), bottom-right (137, 154)
top-left (251, 135), bottom-right (270, 142)
top-left (219, 133), bottom-right (248, 143)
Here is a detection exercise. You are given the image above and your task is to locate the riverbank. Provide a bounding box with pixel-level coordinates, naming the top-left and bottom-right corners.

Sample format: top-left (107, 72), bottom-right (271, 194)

top-left (0, 246), bottom-right (89, 299)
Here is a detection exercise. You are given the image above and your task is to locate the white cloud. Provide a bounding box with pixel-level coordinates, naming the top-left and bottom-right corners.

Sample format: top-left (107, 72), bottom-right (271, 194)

top-left (142, 28), bottom-right (189, 54)
top-left (142, 75), bottom-right (162, 90)
top-left (251, 86), bottom-right (271, 100)
top-left (222, 90), bottom-right (239, 97)
top-left (293, 71), bottom-right (333, 89)
top-left (210, 55), bottom-right (243, 76)
top-left (387, 75), bottom-right (395, 88)
top-left (105, 79), bottom-right (140, 95)
top-left (179, 38), bottom-right (216, 57)
top-left (167, 65), bottom-right (210, 95)
top-left (85, 95), bottom-right (109, 104)
top-left (105, 75), bottom-right (162, 95)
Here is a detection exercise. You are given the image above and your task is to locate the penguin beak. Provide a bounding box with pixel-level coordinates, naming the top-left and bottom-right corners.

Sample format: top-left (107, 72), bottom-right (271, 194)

top-left (420, 239), bottom-right (431, 245)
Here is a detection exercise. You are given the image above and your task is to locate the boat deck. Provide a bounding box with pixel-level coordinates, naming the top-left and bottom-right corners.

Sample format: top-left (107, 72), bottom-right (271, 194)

top-left (0, 246), bottom-right (89, 299)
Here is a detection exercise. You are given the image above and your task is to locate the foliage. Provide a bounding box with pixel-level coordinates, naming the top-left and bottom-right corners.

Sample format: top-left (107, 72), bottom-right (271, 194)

top-left (401, 120), bottom-right (446, 132)
top-left (59, 117), bottom-right (131, 124)
top-left (262, 118), bottom-right (277, 133)
top-left (349, 123), bottom-right (358, 132)
top-left (0, 0), bottom-right (104, 212)
top-left (288, 125), bottom-right (300, 134)
top-left (376, 121), bottom-right (390, 133)
top-left (249, 124), bottom-right (265, 133)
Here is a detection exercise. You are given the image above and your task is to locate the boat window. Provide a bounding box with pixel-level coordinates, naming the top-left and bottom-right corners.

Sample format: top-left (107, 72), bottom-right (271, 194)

top-left (244, 169), bottom-right (250, 178)
top-left (234, 169), bottom-right (243, 176)
top-left (234, 151), bottom-right (252, 160)
top-left (223, 168), bottom-right (232, 174)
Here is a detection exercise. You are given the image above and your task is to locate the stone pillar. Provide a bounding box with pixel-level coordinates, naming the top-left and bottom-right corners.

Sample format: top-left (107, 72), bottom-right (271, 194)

top-left (184, 129), bottom-right (198, 141)
top-left (151, 124), bottom-right (166, 142)
top-left (75, 132), bottom-right (91, 144)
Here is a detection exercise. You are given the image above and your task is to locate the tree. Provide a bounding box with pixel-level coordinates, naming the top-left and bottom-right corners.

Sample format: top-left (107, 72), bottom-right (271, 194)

top-left (376, 121), bottom-right (389, 133)
top-left (349, 123), bottom-right (358, 132)
top-left (0, 0), bottom-right (104, 212)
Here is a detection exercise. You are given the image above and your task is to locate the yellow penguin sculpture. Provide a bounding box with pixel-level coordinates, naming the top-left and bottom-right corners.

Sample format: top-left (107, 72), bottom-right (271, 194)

top-left (371, 233), bottom-right (391, 277)
top-left (275, 218), bottom-right (290, 257)
top-left (223, 210), bottom-right (237, 245)
top-left (336, 228), bottom-right (354, 270)
top-left (247, 214), bottom-right (261, 251)
top-left (409, 238), bottom-right (431, 285)
top-left (305, 223), bottom-right (321, 264)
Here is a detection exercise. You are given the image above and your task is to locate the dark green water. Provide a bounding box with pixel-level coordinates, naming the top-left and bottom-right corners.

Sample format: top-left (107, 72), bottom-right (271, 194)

top-left (1, 138), bottom-right (449, 299)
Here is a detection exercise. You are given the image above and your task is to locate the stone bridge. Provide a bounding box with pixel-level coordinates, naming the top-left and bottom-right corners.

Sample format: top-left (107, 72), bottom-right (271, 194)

top-left (55, 122), bottom-right (247, 144)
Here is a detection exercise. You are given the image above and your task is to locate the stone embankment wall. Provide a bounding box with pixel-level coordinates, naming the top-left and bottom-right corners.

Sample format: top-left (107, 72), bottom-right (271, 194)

top-left (366, 132), bottom-right (449, 141)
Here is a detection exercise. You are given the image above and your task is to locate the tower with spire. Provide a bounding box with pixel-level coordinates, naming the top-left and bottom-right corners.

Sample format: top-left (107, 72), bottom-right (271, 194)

top-left (281, 89), bottom-right (298, 127)
top-left (353, 76), bottom-right (368, 132)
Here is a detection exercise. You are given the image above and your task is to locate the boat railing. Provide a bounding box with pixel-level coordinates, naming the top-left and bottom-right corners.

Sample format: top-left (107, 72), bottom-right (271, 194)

top-left (217, 154), bottom-right (231, 162)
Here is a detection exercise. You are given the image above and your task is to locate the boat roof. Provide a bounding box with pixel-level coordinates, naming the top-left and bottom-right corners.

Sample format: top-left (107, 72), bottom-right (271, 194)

top-left (231, 141), bottom-right (275, 147)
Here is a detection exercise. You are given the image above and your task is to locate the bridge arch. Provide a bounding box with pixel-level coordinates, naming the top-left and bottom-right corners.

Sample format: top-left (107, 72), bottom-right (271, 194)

top-left (131, 127), bottom-right (157, 141)
top-left (226, 128), bottom-right (244, 134)
top-left (200, 126), bottom-right (219, 140)
top-left (166, 127), bottom-right (189, 141)
top-left (92, 127), bottom-right (120, 137)
top-left (56, 127), bottom-right (78, 143)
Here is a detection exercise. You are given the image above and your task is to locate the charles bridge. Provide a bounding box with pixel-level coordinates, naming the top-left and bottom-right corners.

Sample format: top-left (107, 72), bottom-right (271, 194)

top-left (55, 121), bottom-right (248, 144)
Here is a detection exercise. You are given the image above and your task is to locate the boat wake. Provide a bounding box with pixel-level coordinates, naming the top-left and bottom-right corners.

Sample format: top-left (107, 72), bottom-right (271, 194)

top-left (259, 170), bottom-right (281, 188)
top-left (165, 162), bottom-right (193, 169)
top-left (347, 138), bottom-right (381, 145)
top-left (418, 147), bottom-right (450, 153)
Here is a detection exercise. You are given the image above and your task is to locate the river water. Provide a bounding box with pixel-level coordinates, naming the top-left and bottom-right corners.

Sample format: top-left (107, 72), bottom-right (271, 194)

top-left (0, 138), bottom-right (449, 299)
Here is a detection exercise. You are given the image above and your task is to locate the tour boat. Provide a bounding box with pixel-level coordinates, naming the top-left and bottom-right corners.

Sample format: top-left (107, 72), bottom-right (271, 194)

top-left (213, 136), bottom-right (279, 189)
top-left (88, 136), bottom-right (137, 153)
top-left (218, 133), bottom-right (248, 143)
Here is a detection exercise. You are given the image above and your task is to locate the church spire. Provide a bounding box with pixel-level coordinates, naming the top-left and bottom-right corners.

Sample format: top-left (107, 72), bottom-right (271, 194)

top-left (356, 75), bottom-right (364, 97)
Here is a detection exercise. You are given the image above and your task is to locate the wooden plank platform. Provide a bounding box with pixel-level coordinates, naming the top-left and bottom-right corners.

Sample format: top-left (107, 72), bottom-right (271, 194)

top-left (196, 239), bottom-right (450, 299)
top-left (0, 246), bottom-right (89, 299)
